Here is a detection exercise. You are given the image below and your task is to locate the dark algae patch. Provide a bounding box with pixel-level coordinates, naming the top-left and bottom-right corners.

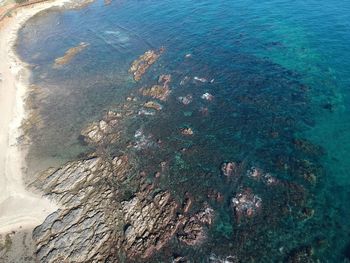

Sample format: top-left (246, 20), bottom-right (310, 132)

top-left (16, 0), bottom-right (350, 261)
top-left (121, 52), bottom-right (327, 262)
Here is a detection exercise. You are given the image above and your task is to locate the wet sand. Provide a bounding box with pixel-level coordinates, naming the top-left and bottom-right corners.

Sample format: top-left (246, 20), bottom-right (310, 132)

top-left (0, 0), bottom-right (68, 235)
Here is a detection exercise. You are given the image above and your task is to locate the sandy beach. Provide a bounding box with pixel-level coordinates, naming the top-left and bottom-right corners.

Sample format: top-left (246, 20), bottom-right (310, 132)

top-left (0, 0), bottom-right (67, 235)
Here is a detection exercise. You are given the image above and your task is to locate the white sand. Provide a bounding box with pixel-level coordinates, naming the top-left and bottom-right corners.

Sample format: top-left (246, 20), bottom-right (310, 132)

top-left (0, 0), bottom-right (69, 234)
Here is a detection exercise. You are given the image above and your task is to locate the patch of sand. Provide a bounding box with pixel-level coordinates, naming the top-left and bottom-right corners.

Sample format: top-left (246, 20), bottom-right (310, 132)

top-left (0, 0), bottom-right (70, 235)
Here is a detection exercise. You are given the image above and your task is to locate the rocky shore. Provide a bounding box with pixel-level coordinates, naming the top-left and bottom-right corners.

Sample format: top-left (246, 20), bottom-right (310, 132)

top-left (29, 109), bottom-right (215, 261)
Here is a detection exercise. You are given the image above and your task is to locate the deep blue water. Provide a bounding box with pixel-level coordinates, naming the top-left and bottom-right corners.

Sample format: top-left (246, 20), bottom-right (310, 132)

top-left (17, 0), bottom-right (350, 261)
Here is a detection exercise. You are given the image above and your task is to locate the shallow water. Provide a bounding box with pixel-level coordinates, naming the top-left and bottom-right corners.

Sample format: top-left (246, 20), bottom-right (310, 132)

top-left (17, 0), bottom-right (350, 261)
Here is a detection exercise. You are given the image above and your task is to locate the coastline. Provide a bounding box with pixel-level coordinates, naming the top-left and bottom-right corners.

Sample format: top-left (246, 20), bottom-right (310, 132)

top-left (0, 0), bottom-right (68, 235)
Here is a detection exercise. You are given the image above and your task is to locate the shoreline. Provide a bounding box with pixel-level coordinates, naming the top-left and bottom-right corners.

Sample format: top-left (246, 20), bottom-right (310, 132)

top-left (0, 0), bottom-right (68, 234)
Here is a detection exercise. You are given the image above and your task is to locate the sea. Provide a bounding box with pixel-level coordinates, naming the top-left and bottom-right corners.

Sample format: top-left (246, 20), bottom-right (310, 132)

top-left (16, 0), bottom-right (350, 261)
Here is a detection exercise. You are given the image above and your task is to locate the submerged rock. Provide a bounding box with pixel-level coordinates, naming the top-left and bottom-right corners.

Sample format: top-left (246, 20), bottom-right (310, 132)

top-left (247, 166), bottom-right (279, 185)
top-left (129, 48), bottom-right (164, 81)
top-left (286, 245), bottom-right (315, 263)
top-left (158, 74), bottom-right (171, 85)
top-left (177, 95), bottom-right (193, 105)
top-left (53, 42), bottom-right (89, 68)
top-left (80, 111), bottom-right (120, 144)
top-left (263, 173), bottom-right (279, 185)
top-left (293, 139), bottom-right (324, 156)
top-left (133, 129), bottom-right (158, 150)
top-left (199, 107), bottom-right (209, 116)
top-left (247, 166), bottom-right (263, 179)
top-left (179, 217), bottom-right (206, 246)
top-left (201, 92), bottom-right (214, 101)
top-left (221, 162), bottom-right (238, 177)
top-left (209, 254), bottom-right (239, 263)
top-left (231, 189), bottom-right (262, 221)
top-left (207, 189), bottom-right (224, 203)
top-left (209, 254), bottom-right (240, 263)
top-left (180, 76), bottom-right (190, 86)
top-left (195, 204), bottom-right (215, 226)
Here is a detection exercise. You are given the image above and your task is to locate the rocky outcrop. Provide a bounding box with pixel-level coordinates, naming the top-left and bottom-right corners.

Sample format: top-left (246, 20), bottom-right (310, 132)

top-left (121, 191), bottom-right (180, 258)
top-left (129, 48), bottom-right (164, 81)
top-left (180, 127), bottom-right (194, 136)
top-left (30, 149), bottom-right (214, 262)
top-left (143, 101), bottom-right (163, 111)
top-left (231, 189), bottom-right (262, 222)
top-left (31, 156), bottom-right (128, 262)
top-left (80, 110), bottom-right (122, 145)
top-left (141, 84), bottom-right (170, 101)
top-left (140, 74), bottom-right (171, 101)
top-left (178, 204), bottom-right (214, 246)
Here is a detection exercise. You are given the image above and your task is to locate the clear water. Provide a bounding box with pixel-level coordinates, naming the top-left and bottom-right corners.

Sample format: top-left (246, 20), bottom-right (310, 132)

top-left (17, 0), bottom-right (350, 261)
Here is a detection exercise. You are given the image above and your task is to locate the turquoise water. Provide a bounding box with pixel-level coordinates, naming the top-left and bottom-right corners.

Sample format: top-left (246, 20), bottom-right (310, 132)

top-left (17, 0), bottom-right (350, 261)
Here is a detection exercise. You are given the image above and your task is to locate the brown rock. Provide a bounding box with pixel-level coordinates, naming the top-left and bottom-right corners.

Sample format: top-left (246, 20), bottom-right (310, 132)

top-left (80, 113), bottom-right (120, 145)
top-left (121, 191), bottom-right (180, 258)
top-left (141, 84), bottom-right (171, 101)
top-left (178, 204), bottom-right (214, 246)
top-left (181, 127), bottom-right (194, 136)
top-left (158, 74), bottom-right (171, 87)
top-left (53, 42), bottom-right (89, 68)
top-left (144, 101), bottom-right (163, 111)
top-left (129, 48), bottom-right (164, 81)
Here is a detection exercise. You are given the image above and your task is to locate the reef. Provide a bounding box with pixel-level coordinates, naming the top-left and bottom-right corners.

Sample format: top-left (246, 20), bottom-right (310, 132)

top-left (129, 48), bottom-right (164, 81)
top-left (53, 42), bottom-right (89, 68)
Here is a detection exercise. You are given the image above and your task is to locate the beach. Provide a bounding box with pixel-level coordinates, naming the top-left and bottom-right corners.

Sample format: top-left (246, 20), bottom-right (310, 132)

top-left (0, 0), bottom-right (65, 235)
